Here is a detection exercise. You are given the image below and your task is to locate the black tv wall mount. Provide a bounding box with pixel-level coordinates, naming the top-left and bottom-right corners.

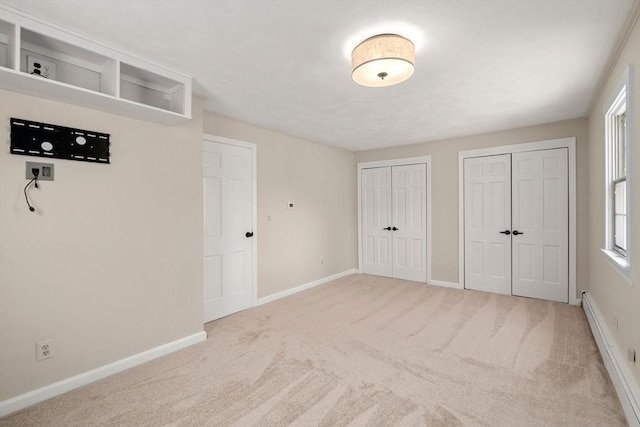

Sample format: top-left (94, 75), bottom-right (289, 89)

top-left (10, 118), bottom-right (110, 164)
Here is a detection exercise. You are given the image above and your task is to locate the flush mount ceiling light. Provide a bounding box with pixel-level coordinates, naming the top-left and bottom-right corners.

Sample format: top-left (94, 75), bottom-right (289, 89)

top-left (351, 34), bottom-right (415, 87)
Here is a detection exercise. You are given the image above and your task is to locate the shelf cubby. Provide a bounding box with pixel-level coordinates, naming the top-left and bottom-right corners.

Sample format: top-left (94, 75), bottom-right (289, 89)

top-left (120, 62), bottom-right (186, 114)
top-left (0, 19), bottom-right (17, 70)
top-left (20, 27), bottom-right (118, 96)
top-left (0, 5), bottom-right (192, 124)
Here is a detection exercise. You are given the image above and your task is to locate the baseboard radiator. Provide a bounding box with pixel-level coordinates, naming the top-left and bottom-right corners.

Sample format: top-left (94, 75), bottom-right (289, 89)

top-left (582, 291), bottom-right (640, 427)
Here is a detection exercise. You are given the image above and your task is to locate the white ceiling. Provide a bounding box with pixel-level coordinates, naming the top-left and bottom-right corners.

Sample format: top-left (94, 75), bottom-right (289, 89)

top-left (1, 0), bottom-right (636, 151)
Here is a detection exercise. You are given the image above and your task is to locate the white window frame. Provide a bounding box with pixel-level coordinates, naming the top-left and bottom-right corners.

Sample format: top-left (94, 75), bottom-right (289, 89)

top-left (602, 65), bottom-right (634, 284)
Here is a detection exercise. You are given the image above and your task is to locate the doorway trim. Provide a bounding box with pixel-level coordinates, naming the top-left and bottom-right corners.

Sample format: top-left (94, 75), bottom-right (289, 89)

top-left (357, 156), bottom-right (432, 281)
top-left (457, 137), bottom-right (577, 304)
top-left (202, 133), bottom-right (258, 312)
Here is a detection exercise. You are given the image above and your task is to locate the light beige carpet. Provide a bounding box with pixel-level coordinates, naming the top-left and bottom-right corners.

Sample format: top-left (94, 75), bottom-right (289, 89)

top-left (0, 274), bottom-right (626, 426)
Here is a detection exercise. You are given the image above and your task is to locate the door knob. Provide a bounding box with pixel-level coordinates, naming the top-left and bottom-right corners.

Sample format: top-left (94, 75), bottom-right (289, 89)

top-left (245, 232), bottom-right (254, 238)
top-left (392, 227), bottom-right (399, 231)
top-left (512, 230), bottom-right (523, 236)
top-left (383, 227), bottom-right (392, 231)
top-left (499, 230), bottom-right (511, 235)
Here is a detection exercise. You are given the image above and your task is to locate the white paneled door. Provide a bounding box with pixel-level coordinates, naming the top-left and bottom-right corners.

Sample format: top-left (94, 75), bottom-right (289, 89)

top-left (511, 149), bottom-right (568, 302)
top-left (463, 148), bottom-right (568, 303)
top-left (362, 164), bottom-right (427, 282)
top-left (464, 154), bottom-right (512, 295)
top-left (203, 138), bottom-right (255, 323)
top-left (392, 165), bottom-right (427, 281)
top-left (361, 167), bottom-right (393, 277)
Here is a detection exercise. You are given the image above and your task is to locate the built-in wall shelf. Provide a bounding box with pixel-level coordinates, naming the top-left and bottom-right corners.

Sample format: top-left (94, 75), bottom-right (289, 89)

top-left (0, 6), bottom-right (192, 124)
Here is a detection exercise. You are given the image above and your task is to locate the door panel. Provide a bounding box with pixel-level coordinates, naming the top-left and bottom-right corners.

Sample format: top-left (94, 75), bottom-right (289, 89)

top-left (512, 148), bottom-right (568, 303)
top-left (203, 140), bottom-right (254, 322)
top-left (204, 255), bottom-right (222, 299)
top-left (361, 164), bottom-right (427, 281)
top-left (464, 155), bottom-right (512, 295)
top-left (392, 164), bottom-right (427, 281)
top-left (361, 167), bottom-right (393, 277)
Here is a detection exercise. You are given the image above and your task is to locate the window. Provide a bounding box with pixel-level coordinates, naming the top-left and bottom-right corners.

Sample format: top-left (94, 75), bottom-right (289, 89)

top-left (603, 65), bottom-right (633, 282)
top-left (612, 112), bottom-right (626, 255)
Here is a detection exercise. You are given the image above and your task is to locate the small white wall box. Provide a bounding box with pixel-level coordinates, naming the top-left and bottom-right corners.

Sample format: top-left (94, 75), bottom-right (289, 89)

top-left (287, 202), bottom-right (295, 209)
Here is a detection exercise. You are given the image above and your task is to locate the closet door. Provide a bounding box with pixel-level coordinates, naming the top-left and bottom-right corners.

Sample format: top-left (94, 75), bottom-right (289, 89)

top-left (392, 164), bottom-right (427, 281)
top-left (463, 155), bottom-right (512, 295)
top-left (361, 167), bottom-right (393, 277)
top-left (511, 148), bottom-right (568, 303)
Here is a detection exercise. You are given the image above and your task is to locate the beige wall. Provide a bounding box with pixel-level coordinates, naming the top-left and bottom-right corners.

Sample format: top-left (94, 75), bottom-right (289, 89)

top-left (203, 113), bottom-right (357, 298)
top-left (586, 15), bottom-right (640, 384)
top-left (2, 14), bottom-right (636, 406)
top-left (0, 91), bottom-right (204, 400)
top-left (354, 118), bottom-right (589, 293)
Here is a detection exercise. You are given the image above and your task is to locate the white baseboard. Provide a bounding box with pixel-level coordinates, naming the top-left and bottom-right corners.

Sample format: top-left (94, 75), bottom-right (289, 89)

top-left (428, 279), bottom-right (580, 306)
top-left (0, 331), bottom-right (207, 417)
top-left (427, 279), bottom-right (462, 289)
top-left (582, 292), bottom-right (640, 427)
top-left (256, 269), bottom-right (359, 306)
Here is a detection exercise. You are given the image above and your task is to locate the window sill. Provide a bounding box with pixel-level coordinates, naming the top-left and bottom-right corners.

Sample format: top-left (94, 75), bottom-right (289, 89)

top-left (601, 248), bottom-right (632, 284)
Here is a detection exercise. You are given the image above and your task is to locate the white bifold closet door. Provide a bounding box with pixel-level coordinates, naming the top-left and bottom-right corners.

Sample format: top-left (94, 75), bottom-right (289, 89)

top-left (361, 164), bottom-right (427, 282)
top-left (464, 154), bottom-right (512, 295)
top-left (361, 167), bottom-right (393, 277)
top-left (464, 148), bottom-right (569, 303)
top-left (511, 149), bottom-right (569, 302)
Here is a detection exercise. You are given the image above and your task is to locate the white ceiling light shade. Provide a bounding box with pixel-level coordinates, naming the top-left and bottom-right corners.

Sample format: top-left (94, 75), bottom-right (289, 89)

top-left (351, 34), bottom-right (415, 87)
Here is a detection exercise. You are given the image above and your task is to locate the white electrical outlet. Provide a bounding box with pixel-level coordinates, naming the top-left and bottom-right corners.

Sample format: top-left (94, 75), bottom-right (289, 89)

top-left (36, 339), bottom-right (55, 361)
top-left (27, 56), bottom-right (56, 80)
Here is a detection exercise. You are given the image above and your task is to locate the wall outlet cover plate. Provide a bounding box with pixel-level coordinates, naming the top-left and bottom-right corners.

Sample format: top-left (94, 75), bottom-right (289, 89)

top-left (26, 161), bottom-right (55, 181)
top-left (27, 55), bottom-right (56, 79)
